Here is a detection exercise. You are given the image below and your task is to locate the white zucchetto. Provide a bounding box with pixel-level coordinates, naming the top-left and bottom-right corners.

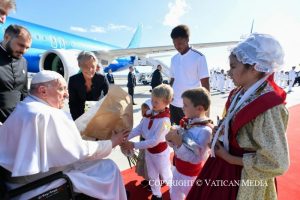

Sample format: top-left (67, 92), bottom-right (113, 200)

top-left (31, 70), bottom-right (64, 84)
top-left (231, 33), bottom-right (284, 73)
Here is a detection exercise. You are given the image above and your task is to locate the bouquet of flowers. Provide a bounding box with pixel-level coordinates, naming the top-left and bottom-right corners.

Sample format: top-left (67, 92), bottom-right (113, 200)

top-left (75, 85), bottom-right (133, 140)
top-left (75, 85), bottom-right (138, 167)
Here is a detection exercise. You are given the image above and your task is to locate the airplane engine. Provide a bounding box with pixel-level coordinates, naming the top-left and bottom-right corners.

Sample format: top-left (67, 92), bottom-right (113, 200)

top-left (39, 49), bottom-right (81, 81)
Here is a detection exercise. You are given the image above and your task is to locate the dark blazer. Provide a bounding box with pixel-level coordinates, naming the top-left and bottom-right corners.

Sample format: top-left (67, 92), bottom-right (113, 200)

top-left (0, 47), bottom-right (28, 123)
top-left (106, 73), bottom-right (115, 84)
top-left (151, 69), bottom-right (163, 88)
top-left (127, 72), bottom-right (136, 88)
top-left (68, 73), bottom-right (109, 120)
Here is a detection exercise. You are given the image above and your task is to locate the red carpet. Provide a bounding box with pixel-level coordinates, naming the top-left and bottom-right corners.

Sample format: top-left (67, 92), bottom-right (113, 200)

top-left (277, 104), bottom-right (300, 200)
top-left (121, 166), bottom-right (170, 200)
top-left (122, 104), bottom-right (300, 200)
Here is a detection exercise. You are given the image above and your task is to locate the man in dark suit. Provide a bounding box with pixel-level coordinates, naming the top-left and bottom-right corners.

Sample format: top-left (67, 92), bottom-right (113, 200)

top-left (106, 69), bottom-right (115, 84)
top-left (127, 66), bottom-right (136, 105)
top-left (0, 25), bottom-right (31, 123)
top-left (151, 64), bottom-right (163, 89)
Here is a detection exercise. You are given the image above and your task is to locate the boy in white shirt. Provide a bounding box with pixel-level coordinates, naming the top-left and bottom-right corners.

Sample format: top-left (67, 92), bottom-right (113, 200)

top-left (166, 87), bottom-right (212, 200)
top-left (135, 99), bottom-right (152, 188)
top-left (124, 84), bottom-right (173, 200)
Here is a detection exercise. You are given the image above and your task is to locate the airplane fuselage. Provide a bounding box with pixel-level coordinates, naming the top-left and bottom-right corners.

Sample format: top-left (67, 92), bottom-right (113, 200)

top-left (0, 17), bottom-right (133, 75)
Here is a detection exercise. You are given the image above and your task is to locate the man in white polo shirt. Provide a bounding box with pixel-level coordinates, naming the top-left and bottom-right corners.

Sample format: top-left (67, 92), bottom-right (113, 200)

top-left (169, 25), bottom-right (210, 125)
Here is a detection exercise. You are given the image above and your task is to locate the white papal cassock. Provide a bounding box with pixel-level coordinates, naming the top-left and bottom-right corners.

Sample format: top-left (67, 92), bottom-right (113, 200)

top-left (0, 95), bottom-right (127, 200)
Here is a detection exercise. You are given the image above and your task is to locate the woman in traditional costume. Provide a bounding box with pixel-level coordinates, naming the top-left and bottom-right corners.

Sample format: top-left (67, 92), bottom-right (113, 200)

top-left (187, 33), bottom-right (290, 200)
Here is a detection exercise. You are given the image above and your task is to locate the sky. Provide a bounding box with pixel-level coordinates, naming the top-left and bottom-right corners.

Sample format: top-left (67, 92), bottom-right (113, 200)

top-left (9, 0), bottom-right (300, 71)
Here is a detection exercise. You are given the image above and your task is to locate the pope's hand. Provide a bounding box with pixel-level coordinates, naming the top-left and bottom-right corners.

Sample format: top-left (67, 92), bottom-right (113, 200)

top-left (111, 129), bottom-right (130, 148)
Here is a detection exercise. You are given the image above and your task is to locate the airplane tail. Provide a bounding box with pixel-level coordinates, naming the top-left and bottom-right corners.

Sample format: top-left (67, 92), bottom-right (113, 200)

top-left (250, 19), bottom-right (254, 34)
top-left (240, 20), bottom-right (255, 39)
top-left (127, 24), bottom-right (142, 48)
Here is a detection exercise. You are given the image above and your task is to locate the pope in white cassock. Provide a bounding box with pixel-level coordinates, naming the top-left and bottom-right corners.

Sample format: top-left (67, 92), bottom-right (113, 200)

top-left (0, 71), bottom-right (128, 200)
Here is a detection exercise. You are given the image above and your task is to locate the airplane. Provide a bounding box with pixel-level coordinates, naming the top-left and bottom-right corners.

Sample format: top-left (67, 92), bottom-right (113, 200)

top-left (0, 17), bottom-right (239, 80)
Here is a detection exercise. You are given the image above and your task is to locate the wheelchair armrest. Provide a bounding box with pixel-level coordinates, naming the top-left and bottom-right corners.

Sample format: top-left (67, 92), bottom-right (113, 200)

top-left (6, 171), bottom-right (74, 199)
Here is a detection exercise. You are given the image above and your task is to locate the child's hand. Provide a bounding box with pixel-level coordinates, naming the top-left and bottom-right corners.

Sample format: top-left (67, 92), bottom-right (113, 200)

top-left (166, 129), bottom-right (177, 142)
top-left (212, 124), bottom-right (224, 138)
top-left (214, 141), bottom-right (229, 159)
top-left (122, 141), bottom-right (134, 150)
top-left (215, 141), bottom-right (243, 165)
top-left (120, 143), bottom-right (128, 155)
top-left (127, 141), bottom-right (134, 151)
top-left (123, 141), bottom-right (131, 149)
top-left (166, 130), bottom-right (182, 148)
top-left (171, 133), bottom-right (183, 148)
top-left (120, 141), bottom-right (134, 155)
top-left (212, 126), bottom-right (218, 136)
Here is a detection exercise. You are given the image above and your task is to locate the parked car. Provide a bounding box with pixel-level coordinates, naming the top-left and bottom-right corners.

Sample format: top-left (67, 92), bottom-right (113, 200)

top-left (139, 73), bottom-right (169, 85)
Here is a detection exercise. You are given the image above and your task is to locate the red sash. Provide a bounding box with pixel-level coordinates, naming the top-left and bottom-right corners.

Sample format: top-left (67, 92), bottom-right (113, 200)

top-left (144, 107), bottom-right (170, 129)
top-left (174, 155), bottom-right (204, 176)
top-left (147, 142), bottom-right (168, 154)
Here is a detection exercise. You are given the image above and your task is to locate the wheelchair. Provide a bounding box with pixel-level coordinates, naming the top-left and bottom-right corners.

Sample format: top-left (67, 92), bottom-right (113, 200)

top-left (0, 167), bottom-right (96, 200)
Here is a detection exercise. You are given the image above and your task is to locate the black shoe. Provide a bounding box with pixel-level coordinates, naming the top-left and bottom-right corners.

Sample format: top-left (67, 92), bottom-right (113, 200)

top-left (133, 103), bottom-right (137, 105)
top-left (151, 195), bottom-right (163, 200)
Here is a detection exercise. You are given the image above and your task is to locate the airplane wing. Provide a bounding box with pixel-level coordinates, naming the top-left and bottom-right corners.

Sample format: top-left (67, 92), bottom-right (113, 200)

top-left (93, 41), bottom-right (239, 59)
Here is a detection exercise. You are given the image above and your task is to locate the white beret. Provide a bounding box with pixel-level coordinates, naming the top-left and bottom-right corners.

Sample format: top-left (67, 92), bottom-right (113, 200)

top-left (31, 70), bottom-right (64, 84)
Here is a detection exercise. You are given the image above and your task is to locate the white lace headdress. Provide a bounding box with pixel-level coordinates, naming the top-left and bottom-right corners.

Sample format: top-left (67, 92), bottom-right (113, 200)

top-left (231, 33), bottom-right (284, 73)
